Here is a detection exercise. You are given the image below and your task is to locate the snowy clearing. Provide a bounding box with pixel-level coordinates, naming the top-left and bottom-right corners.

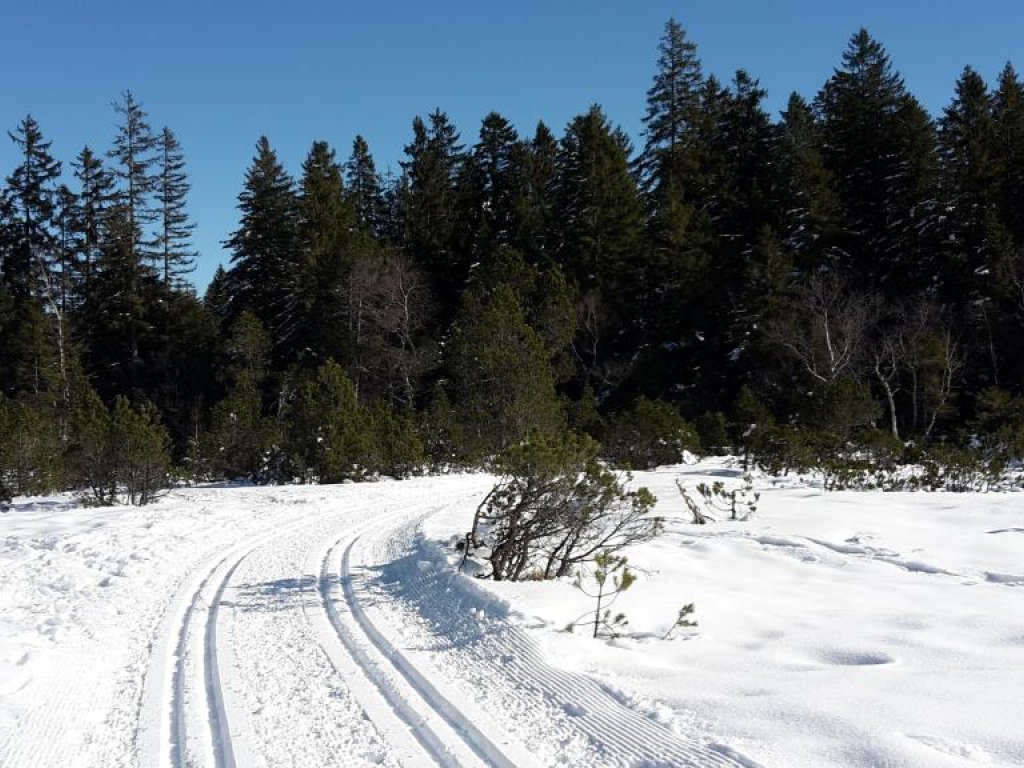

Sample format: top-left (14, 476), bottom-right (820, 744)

top-left (1, 462), bottom-right (1022, 767)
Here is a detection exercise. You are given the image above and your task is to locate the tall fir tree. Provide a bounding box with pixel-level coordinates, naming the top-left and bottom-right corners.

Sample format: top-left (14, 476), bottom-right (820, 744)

top-left (345, 135), bottom-right (386, 237)
top-left (71, 146), bottom-right (116, 306)
top-left (107, 91), bottom-right (158, 275)
top-left (153, 127), bottom-right (196, 288)
top-left (457, 112), bottom-right (521, 261)
top-left (225, 136), bottom-right (301, 359)
top-left (4, 115), bottom-right (62, 298)
top-left (1, 116), bottom-right (64, 399)
top-left (296, 139), bottom-right (357, 365)
top-left (814, 30), bottom-right (939, 296)
top-left (992, 64), bottom-right (1024, 246)
top-left (399, 110), bottom-right (465, 312)
top-left (509, 122), bottom-right (558, 262)
top-left (638, 18), bottom-right (705, 191)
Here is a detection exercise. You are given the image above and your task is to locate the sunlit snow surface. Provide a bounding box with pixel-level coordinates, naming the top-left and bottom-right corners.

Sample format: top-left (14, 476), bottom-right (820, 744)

top-left (0, 462), bottom-right (1021, 767)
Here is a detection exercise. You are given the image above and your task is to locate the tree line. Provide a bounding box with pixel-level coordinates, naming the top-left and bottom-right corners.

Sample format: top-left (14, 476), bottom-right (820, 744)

top-left (3, 21), bottom-right (1024, 504)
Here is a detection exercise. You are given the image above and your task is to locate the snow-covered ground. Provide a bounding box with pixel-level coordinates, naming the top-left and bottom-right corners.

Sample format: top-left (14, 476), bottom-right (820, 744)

top-left (1, 461), bottom-right (1022, 767)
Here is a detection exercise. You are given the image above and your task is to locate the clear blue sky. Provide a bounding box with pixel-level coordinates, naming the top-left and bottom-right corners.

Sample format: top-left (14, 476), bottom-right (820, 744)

top-left (2, 1), bottom-right (1021, 291)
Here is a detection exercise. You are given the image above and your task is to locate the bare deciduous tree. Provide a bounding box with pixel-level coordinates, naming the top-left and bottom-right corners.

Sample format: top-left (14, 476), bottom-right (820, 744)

top-left (348, 249), bottom-right (435, 408)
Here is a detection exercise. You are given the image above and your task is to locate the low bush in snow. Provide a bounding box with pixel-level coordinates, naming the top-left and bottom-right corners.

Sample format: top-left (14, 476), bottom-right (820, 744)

top-left (465, 432), bottom-right (661, 581)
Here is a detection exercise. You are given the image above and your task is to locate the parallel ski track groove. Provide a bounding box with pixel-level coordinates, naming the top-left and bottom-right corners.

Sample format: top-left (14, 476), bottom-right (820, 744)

top-left (313, 522), bottom-right (461, 767)
top-left (333, 531), bottom-right (519, 768)
top-left (358, 517), bottom-right (760, 768)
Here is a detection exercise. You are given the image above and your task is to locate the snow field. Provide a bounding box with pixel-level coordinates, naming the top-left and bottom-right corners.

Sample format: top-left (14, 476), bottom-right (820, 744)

top-left (1, 462), bottom-right (1022, 767)
top-left (423, 461), bottom-right (1024, 768)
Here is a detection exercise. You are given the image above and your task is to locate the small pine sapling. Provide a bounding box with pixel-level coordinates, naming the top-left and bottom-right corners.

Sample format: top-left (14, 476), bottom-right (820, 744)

top-left (567, 550), bottom-right (636, 639)
top-left (677, 473), bottom-right (759, 523)
top-left (660, 603), bottom-right (698, 640)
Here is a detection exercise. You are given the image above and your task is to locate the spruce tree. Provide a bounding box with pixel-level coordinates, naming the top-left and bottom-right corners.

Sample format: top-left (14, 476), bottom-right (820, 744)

top-left (555, 105), bottom-right (644, 294)
top-left (555, 105), bottom-right (646, 394)
top-left (107, 91), bottom-right (158, 275)
top-left (992, 64), bottom-right (1024, 245)
top-left (296, 139), bottom-right (357, 365)
top-left (638, 18), bottom-right (705, 191)
top-left (459, 112), bottom-right (520, 259)
top-left (4, 115), bottom-right (62, 298)
top-left (154, 127), bottom-right (196, 288)
top-left (345, 135), bottom-right (386, 237)
top-left (2, 116), bottom-right (65, 400)
top-left (775, 93), bottom-right (842, 273)
top-left (509, 122), bottom-right (558, 262)
top-left (225, 136), bottom-right (301, 359)
top-left (814, 30), bottom-right (939, 296)
top-left (399, 110), bottom-right (465, 311)
top-left (71, 146), bottom-right (116, 305)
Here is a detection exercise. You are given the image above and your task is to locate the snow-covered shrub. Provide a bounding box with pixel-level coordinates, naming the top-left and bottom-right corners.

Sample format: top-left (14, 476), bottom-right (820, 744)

top-left (468, 432), bottom-right (661, 581)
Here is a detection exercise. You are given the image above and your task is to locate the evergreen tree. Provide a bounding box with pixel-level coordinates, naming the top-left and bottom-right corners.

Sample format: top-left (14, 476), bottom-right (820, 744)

top-left (1, 116), bottom-right (64, 399)
top-left (107, 91), bottom-right (158, 274)
top-left (296, 139), bottom-right (357, 366)
top-left (4, 115), bottom-right (62, 297)
top-left (992, 64), bottom-right (1024, 245)
top-left (458, 112), bottom-right (521, 260)
top-left (345, 135), bottom-right (386, 236)
top-left (71, 145), bottom-right (116, 304)
top-left (555, 105), bottom-right (646, 395)
top-left (445, 283), bottom-right (565, 458)
top-left (638, 18), bottom-right (705, 190)
top-left (555, 105), bottom-right (644, 294)
top-left (288, 360), bottom-right (374, 483)
top-left (225, 136), bottom-right (301, 358)
top-left (154, 127), bottom-right (196, 288)
top-left (80, 207), bottom-right (155, 399)
top-left (814, 30), bottom-right (939, 296)
top-left (399, 110), bottom-right (465, 310)
top-left (775, 93), bottom-right (842, 272)
top-left (509, 122), bottom-right (558, 262)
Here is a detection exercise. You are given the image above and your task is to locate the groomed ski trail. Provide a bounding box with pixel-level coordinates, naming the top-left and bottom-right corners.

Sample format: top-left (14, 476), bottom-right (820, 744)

top-left (132, 477), bottom-right (758, 767)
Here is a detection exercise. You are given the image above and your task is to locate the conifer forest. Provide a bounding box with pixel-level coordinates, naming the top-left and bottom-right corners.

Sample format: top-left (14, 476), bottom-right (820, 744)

top-left (3, 20), bottom-right (1024, 503)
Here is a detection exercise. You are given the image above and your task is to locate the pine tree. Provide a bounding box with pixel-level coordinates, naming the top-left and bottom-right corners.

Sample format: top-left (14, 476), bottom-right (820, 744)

top-left (107, 91), bottom-right (158, 275)
top-left (775, 93), bottom-right (842, 273)
top-left (154, 127), bottom-right (196, 288)
top-left (4, 115), bottom-right (62, 298)
top-left (814, 30), bottom-right (939, 296)
top-left (296, 139), bottom-right (357, 365)
top-left (509, 122), bottom-right (558, 262)
top-left (71, 145), bottom-right (116, 304)
top-left (445, 283), bottom-right (565, 458)
top-left (399, 110), bottom-right (466, 311)
top-left (638, 18), bottom-right (705, 191)
top-left (458, 112), bottom-right (520, 259)
top-left (225, 136), bottom-right (301, 359)
top-left (345, 135), bottom-right (386, 237)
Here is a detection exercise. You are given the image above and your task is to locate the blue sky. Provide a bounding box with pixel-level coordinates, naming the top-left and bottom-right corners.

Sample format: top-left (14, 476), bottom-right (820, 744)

top-left (2, 1), bottom-right (1021, 290)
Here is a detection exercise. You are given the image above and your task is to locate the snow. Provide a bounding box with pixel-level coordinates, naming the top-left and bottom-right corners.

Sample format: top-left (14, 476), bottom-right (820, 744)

top-left (1, 463), bottom-right (1022, 767)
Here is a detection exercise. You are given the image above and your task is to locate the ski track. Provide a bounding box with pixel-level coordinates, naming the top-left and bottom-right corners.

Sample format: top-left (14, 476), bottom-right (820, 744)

top-left (8, 478), bottom-right (760, 768)
top-left (350, 511), bottom-right (759, 768)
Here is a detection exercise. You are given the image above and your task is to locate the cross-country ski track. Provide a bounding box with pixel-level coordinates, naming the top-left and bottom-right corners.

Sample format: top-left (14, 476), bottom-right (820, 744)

top-left (97, 477), bottom-right (755, 768)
